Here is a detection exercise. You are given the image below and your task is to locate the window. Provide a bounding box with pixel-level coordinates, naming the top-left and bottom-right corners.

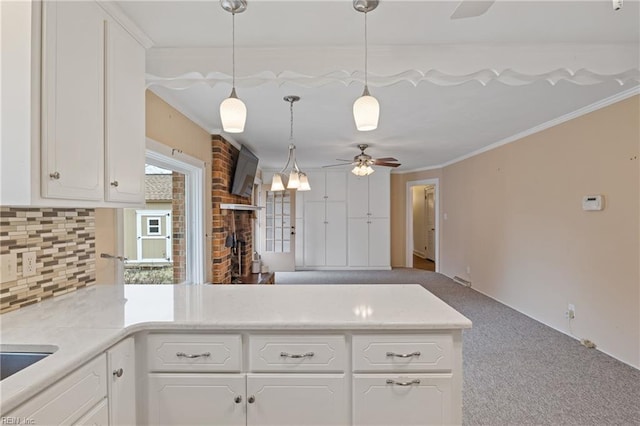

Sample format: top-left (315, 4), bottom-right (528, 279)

top-left (146, 217), bottom-right (162, 235)
top-left (121, 139), bottom-right (205, 284)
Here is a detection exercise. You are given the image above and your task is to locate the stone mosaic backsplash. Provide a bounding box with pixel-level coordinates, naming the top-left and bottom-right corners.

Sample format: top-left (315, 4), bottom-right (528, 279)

top-left (0, 207), bottom-right (95, 314)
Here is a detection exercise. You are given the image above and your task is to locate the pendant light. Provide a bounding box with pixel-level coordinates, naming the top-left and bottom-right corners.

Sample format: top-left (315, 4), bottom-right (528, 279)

top-left (271, 96), bottom-right (311, 192)
top-left (219, 0), bottom-right (247, 133)
top-left (353, 0), bottom-right (380, 131)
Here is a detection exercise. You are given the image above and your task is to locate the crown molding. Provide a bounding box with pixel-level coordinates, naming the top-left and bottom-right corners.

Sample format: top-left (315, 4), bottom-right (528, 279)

top-left (396, 85), bottom-right (640, 174)
top-left (96, 1), bottom-right (154, 49)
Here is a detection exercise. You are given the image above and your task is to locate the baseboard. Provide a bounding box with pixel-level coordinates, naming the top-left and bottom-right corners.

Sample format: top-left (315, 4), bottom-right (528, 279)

top-left (467, 285), bottom-right (639, 371)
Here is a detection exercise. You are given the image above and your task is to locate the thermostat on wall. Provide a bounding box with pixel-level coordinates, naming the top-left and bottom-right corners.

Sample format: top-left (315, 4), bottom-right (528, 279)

top-left (582, 195), bottom-right (604, 211)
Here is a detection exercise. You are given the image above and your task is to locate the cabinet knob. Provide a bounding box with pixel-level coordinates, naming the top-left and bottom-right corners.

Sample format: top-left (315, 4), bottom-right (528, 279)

top-left (49, 172), bottom-right (60, 180)
top-left (110, 181), bottom-right (119, 187)
top-left (112, 368), bottom-right (124, 378)
top-left (234, 396), bottom-right (242, 404)
top-left (248, 396), bottom-right (255, 404)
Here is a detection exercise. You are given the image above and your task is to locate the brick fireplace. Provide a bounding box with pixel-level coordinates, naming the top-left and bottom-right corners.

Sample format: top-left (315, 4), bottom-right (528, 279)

top-left (211, 135), bottom-right (254, 284)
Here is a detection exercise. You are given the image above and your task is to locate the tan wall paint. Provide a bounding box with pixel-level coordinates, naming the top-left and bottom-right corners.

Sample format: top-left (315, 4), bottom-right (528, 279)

top-left (95, 208), bottom-right (117, 284)
top-left (145, 90), bottom-right (213, 282)
top-left (439, 96), bottom-right (640, 368)
top-left (390, 169), bottom-right (442, 267)
top-left (95, 91), bottom-right (213, 282)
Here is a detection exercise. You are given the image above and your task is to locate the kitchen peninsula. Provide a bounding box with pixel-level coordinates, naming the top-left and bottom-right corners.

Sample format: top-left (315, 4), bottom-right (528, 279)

top-left (0, 284), bottom-right (471, 425)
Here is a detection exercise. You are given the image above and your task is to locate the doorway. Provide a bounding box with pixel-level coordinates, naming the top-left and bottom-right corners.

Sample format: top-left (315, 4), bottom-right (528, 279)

top-left (258, 186), bottom-right (296, 271)
top-left (406, 179), bottom-right (439, 271)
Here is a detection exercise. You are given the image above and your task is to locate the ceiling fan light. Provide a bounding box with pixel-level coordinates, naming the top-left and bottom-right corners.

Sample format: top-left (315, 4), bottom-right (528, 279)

top-left (271, 173), bottom-right (285, 191)
top-left (353, 93), bottom-right (379, 131)
top-left (298, 173), bottom-right (311, 191)
top-left (287, 170), bottom-right (300, 189)
top-left (365, 165), bottom-right (375, 175)
top-left (220, 91), bottom-right (247, 133)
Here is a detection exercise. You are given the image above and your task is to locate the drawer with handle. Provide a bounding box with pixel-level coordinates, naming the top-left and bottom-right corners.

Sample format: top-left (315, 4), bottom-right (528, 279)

top-left (249, 335), bottom-right (346, 372)
top-left (353, 334), bottom-right (452, 372)
top-left (147, 334), bottom-right (241, 372)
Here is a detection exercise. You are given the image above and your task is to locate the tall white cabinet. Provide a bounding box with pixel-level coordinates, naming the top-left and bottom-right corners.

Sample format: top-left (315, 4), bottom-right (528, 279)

top-left (295, 169), bottom-right (390, 270)
top-left (302, 171), bottom-right (348, 268)
top-left (347, 170), bottom-right (391, 268)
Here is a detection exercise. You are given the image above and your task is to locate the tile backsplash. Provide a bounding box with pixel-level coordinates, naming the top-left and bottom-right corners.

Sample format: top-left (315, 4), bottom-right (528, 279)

top-left (0, 207), bottom-right (96, 314)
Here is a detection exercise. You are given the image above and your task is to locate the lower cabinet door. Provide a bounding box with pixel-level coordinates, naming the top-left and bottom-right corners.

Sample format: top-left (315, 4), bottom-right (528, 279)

top-left (108, 337), bottom-right (136, 425)
top-left (73, 399), bottom-right (109, 426)
top-left (148, 374), bottom-right (245, 425)
top-left (353, 374), bottom-right (453, 426)
top-left (247, 374), bottom-right (348, 426)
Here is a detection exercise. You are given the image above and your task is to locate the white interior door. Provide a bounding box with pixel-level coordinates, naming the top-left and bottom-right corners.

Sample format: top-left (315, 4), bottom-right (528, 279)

top-left (426, 187), bottom-right (435, 261)
top-left (260, 186), bottom-right (296, 271)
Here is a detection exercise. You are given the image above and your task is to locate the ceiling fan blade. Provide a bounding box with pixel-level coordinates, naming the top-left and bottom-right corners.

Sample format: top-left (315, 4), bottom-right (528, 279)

top-left (335, 159), bottom-right (353, 162)
top-left (375, 162), bottom-right (401, 168)
top-left (322, 163), bottom-right (351, 168)
top-left (374, 157), bottom-right (398, 162)
top-left (450, 0), bottom-right (495, 19)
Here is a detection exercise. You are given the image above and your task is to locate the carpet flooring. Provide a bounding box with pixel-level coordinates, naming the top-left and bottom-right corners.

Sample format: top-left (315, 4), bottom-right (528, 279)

top-left (276, 269), bottom-right (640, 425)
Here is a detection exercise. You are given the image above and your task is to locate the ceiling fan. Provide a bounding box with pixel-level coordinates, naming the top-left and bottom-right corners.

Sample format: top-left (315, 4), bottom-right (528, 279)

top-left (323, 144), bottom-right (401, 175)
top-left (450, 0), bottom-right (622, 19)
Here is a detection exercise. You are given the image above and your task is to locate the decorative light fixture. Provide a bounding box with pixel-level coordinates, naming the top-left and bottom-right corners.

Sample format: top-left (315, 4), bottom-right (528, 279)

top-left (352, 164), bottom-right (375, 176)
top-left (353, 0), bottom-right (380, 131)
top-left (271, 96), bottom-right (311, 192)
top-left (219, 0), bottom-right (247, 133)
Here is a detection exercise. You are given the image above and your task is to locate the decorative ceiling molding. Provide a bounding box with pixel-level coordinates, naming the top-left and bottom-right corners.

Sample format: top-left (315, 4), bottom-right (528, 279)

top-left (147, 68), bottom-right (640, 90)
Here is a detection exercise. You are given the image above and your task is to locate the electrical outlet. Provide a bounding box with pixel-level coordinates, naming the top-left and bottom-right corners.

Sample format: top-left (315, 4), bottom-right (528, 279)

top-left (22, 252), bottom-right (36, 277)
top-left (566, 304), bottom-right (575, 320)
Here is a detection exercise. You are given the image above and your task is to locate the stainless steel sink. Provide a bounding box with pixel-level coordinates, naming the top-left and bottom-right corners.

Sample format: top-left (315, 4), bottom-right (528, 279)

top-left (0, 345), bottom-right (58, 380)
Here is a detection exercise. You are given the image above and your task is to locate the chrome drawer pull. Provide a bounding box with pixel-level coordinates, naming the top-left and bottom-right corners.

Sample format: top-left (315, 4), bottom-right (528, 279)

top-left (386, 351), bottom-right (421, 358)
top-left (386, 379), bottom-right (421, 386)
top-left (280, 351), bottom-right (315, 359)
top-left (176, 351), bottom-right (211, 359)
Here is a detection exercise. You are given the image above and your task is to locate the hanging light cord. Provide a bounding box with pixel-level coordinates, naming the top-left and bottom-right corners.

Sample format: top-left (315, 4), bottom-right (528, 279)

top-left (364, 11), bottom-right (368, 89)
top-left (280, 99), bottom-right (299, 173)
top-left (232, 12), bottom-right (236, 89)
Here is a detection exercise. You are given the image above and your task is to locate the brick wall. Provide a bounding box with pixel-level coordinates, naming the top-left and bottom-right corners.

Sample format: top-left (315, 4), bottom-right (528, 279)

top-left (0, 208), bottom-right (95, 314)
top-left (211, 135), bottom-right (254, 283)
top-left (172, 171), bottom-right (186, 283)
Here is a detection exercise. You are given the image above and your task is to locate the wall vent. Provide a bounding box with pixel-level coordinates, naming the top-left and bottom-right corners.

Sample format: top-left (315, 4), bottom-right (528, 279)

top-left (453, 276), bottom-right (471, 287)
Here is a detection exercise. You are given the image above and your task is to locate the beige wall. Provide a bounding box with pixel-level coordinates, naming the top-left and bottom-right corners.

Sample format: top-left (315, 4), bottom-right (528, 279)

top-left (390, 169), bottom-right (442, 266)
top-left (95, 208), bottom-right (117, 284)
top-left (439, 96), bottom-right (639, 368)
top-left (95, 91), bottom-right (213, 283)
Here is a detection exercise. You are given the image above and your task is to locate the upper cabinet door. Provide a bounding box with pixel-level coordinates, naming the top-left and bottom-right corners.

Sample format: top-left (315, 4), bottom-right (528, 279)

top-left (347, 174), bottom-right (369, 218)
top-left (302, 171), bottom-right (326, 202)
top-left (105, 19), bottom-right (145, 203)
top-left (367, 170), bottom-right (390, 218)
top-left (41, 1), bottom-right (105, 200)
top-left (325, 171), bottom-right (347, 201)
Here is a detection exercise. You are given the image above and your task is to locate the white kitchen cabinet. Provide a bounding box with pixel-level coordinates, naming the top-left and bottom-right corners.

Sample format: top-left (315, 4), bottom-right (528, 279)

top-left (7, 355), bottom-right (107, 425)
top-left (347, 171), bottom-right (390, 269)
top-left (148, 374), bottom-right (246, 426)
top-left (104, 16), bottom-right (146, 203)
top-left (0, 0), bottom-right (146, 207)
top-left (352, 374), bottom-right (453, 426)
top-left (41, 1), bottom-right (105, 200)
top-left (247, 375), bottom-right (348, 426)
top-left (74, 398), bottom-right (109, 426)
top-left (107, 337), bottom-right (136, 425)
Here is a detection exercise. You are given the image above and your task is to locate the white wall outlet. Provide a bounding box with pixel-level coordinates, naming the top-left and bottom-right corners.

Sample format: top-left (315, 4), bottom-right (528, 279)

top-left (1, 253), bottom-right (18, 283)
top-left (567, 304), bottom-right (576, 320)
top-left (22, 252), bottom-right (37, 277)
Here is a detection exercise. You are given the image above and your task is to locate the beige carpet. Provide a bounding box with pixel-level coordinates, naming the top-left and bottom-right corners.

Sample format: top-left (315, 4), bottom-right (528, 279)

top-left (276, 269), bottom-right (640, 425)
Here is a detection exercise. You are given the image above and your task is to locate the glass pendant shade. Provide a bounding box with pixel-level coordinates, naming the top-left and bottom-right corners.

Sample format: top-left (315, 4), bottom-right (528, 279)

top-left (287, 170), bottom-right (300, 189)
top-left (353, 92), bottom-right (380, 131)
top-left (352, 164), bottom-right (375, 176)
top-left (220, 90), bottom-right (247, 133)
top-left (270, 173), bottom-right (285, 191)
top-left (298, 173), bottom-right (311, 191)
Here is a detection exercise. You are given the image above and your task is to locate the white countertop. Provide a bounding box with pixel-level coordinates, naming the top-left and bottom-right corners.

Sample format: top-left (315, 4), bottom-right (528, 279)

top-left (0, 284), bottom-right (471, 413)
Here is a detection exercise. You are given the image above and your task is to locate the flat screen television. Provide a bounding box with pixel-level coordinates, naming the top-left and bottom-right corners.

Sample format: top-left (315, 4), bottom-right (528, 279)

top-left (230, 145), bottom-right (259, 198)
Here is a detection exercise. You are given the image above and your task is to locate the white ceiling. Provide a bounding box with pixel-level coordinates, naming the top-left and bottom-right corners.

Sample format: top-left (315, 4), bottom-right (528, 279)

top-left (116, 0), bottom-right (640, 172)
